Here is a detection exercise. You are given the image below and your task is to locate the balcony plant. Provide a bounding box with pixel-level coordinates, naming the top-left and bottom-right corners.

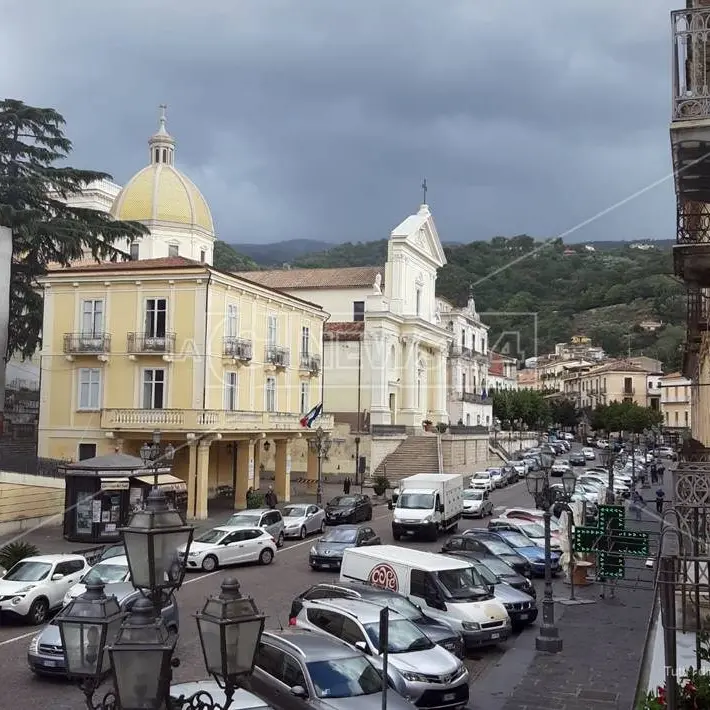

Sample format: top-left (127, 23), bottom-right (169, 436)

top-left (436, 422), bottom-right (448, 433)
top-left (422, 419), bottom-right (433, 432)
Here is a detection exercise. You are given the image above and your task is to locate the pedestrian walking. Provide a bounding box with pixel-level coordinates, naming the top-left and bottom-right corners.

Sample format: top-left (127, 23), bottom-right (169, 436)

top-left (630, 490), bottom-right (644, 521)
top-left (245, 486), bottom-right (253, 508)
top-left (343, 477), bottom-right (351, 494)
top-left (650, 464), bottom-right (658, 486)
top-left (655, 488), bottom-right (665, 515)
top-left (265, 485), bottom-right (277, 509)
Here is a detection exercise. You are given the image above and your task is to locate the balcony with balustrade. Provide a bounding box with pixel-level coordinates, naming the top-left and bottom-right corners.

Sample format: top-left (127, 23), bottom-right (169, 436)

top-left (63, 332), bottom-right (111, 360)
top-left (265, 346), bottom-right (290, 369)
top-left (223, 337), bottom-right (253, 363)
top-left (299, 353), bottom-right (321, 376)
top-left (126, 332), bottom-right (176, 357)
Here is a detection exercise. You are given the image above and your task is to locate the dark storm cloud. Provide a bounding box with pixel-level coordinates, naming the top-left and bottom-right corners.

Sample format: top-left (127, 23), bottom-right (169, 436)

top-left (0, 0), bottom-right (680, 244)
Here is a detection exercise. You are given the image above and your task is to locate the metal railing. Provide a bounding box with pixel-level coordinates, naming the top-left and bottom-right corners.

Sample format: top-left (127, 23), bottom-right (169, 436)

top-left (126, 332), bottom-right (176, 354)
top-left (460, 392), bottom-right (485, 404)
top-left (223, 337), bottom-right (253, 360)
top-left (677, 200), bottom-right (710, 244)
top-left (265, 346), bottom-right (290, 367)
top-left (0, 452), bottom-right (68, 478)
top-left (672, 8), bottom-right (710, 121)
top-left (63, 332), bottom-right (111, 354)
top-left (299, 353), bottom-right (321, 374)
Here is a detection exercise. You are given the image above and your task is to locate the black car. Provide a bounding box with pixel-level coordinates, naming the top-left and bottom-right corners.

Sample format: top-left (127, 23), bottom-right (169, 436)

top-left (441, 549), bottom-right (536, 598)
top-left (308, 524), bottom-right (380, 570)
top-left (289, 581), bottom-right (465, 657)
top-left (442, 533), bottom-right (531, 577)
top-left (325, 494), bottom-right (373, 524)
top-left (568, 452), bottom-right (586, 467)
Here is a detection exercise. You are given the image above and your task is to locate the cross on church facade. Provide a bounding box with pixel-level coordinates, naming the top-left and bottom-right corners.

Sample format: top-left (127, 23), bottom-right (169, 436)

top-left (573, 505), bottom-right (650, 579)
top-left (422, 178), bottom-right (428, 204)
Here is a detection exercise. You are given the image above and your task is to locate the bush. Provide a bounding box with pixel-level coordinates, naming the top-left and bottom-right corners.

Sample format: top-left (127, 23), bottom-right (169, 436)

top-left (373, 475), bottom-right (389, 496)
top-left (436, 422), bottom-right (448, 433)
top-left (0, 541), bottom-right (40, 573)
top-left (246, 491), bottom-right (265, 509)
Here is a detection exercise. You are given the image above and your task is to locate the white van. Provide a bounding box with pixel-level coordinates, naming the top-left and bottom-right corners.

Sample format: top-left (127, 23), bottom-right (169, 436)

top-left (340, 545), bottom-right (511, 650)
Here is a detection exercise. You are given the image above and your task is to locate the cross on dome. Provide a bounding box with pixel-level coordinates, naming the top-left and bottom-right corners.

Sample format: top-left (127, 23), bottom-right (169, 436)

top-left (149, 103), bottom-right (175, 166)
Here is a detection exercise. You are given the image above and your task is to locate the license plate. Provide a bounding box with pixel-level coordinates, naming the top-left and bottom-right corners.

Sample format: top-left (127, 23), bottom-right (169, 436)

top-left (518, 613), bottom-right (528, 620)
top-left (490, 633), bottom-right (500, 639)
top-left (42, 660), bottom-right (58, 667)
top-left (443, 694), bottom-right (455, 702)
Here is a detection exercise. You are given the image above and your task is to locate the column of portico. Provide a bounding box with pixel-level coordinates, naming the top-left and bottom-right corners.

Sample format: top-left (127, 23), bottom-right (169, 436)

top-left (253, 442), bottom-right (262, 489)
top-left (186, 439), bottom-right (198, 520)
top-left (195, 440), bottom-right (211, 520)
top-left (368, 330), bottom-right (390, 425)
top-left (274, 439), bottom-right (291, 503)
top-left (399, 336), bottom-right (419, 427)
top-left (233, 439), bottom-right (254, 510)
top-left (433, 346), bottom-right (449, 423)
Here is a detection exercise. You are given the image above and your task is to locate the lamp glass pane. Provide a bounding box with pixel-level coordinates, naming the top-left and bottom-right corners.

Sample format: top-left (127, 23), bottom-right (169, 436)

top-left (63, 622), bottom-right (104, 676)
top-left (122, 530), bottom-right (151, 589)
top-left (197, 615), bottom-right (223, 675)
top-left (112, 648), bottom-right (165, 710)
top-left (224, 618), bottom-right (263, 675)
top-left (151, 529), bottom-right (191, 588)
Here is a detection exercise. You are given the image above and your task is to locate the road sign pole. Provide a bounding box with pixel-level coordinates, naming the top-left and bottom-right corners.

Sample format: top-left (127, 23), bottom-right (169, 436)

top-left (380, 607), bottom-right (389, 710)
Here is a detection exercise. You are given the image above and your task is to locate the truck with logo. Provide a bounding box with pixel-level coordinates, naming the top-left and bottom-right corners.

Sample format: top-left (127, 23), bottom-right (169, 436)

top-left (388, 473), bottom-right (464, 541)
top-left (340, 545), bottom-right (511, 649)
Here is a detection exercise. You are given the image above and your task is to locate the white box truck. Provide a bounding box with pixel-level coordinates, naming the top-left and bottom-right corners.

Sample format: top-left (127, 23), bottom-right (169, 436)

top-left (388, 473), bottom-right (464, 541)
top-left (340, 545), bottom-right (511, 649)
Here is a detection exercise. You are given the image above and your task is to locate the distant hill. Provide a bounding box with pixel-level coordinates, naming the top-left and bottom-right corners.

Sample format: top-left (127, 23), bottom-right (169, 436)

top-left (228, 239), bottom-right (333, 266)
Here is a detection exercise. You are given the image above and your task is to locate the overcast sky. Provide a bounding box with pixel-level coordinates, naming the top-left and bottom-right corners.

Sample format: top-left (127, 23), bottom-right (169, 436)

top-left (1, 1), bottom-right (681, 245)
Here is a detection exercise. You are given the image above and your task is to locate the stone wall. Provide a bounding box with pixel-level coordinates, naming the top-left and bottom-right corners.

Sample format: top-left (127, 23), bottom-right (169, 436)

top-left (495, 433), bottom-right (540, 456)
top-left (441, 434), bottom-right (491, 473)
top-left (0, 471), bottom-right (65, 536)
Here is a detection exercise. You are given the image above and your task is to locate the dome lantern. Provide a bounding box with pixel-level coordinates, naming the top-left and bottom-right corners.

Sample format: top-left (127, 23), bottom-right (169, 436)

top-left (149, 104), bottom-right (175, 166)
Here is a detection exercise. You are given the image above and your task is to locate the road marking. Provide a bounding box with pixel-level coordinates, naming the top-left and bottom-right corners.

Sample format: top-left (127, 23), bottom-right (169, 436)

top-left (0, 512), bottom-right (393, 648)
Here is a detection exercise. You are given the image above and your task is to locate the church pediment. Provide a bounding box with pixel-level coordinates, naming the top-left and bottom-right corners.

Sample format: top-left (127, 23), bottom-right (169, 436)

top-left (389, 204), bottom-right (446, 267)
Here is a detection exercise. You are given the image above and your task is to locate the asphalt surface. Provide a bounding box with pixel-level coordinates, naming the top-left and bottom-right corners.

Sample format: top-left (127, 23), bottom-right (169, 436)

top-left (0, 444), bottom-right (616, 709)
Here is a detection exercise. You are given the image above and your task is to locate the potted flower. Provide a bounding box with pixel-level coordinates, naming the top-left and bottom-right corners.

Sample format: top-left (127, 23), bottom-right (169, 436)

top-left (373, 475), bottom-right (389, 497)
top-left (422, 419), bottom-right (434, 432)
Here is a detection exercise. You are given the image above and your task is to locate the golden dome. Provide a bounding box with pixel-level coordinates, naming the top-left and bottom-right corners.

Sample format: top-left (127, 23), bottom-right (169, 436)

top-left (110, 106), bottom-right (214, 234)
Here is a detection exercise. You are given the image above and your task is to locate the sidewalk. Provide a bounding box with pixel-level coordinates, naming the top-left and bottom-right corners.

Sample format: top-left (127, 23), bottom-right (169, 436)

top-left (470, 500), bottom-right (661, 709)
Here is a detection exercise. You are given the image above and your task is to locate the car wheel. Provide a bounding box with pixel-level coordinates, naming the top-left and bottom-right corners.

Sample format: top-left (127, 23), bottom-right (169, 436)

top-left (27, 597), bottom-right (49, 625)
top-left (277, 532), bottom-right (285, 548)
top-left (299, 526), bottom-right (307, 540)
top-left (201, 555), bottom-right (219, 572)
top-left (320, 520), bottom-right (326, 533)
top-left (393, 531), bottom-right (401, 541)
top-left (259, 548), bottom-right (274, 565)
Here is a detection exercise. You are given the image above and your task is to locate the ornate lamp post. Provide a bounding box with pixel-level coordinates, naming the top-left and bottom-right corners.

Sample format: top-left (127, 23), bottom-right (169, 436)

top-left (598, 448), bottom-right (616, 505)
top-left (140, 429), bottom-right (176, 487)
top-left (308, 426), bottom-right (332, 506)
top-left (525, 460), bottom-right (576, 653)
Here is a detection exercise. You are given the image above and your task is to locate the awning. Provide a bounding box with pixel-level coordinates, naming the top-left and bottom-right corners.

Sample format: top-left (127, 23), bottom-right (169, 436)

top-left (135, 474), bottom-right (187, 492)
top-left (100, 477), bottom-right (131, 490)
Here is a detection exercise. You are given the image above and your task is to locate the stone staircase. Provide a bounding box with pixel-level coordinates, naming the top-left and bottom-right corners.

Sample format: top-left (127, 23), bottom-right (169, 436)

top-left (488, 441), bottom-right (509, 463)
top-left (372, 435), bottom-right (441, 484)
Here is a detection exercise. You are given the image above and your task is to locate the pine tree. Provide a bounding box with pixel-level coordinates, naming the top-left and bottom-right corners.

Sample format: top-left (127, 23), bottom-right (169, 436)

top-left (0, 99), bottom-right (147, 431)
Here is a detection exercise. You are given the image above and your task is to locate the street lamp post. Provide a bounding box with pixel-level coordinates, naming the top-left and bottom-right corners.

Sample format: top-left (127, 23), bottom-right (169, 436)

top-left (140, 429), bottom-right (176, 486)
top-left (308, 426), bottom-right (332, 506)
top-left (354, 436), bottom-right (361, 490)
top-left (525, 457), bottom-right (576, 654)
top-left (598, 448), bottom-right (616, 505)
top-left (57, 482), bottom-right (266, 710)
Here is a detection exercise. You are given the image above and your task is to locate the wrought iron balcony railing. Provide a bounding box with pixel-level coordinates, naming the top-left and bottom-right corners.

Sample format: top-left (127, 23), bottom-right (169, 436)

top-left (126, 332), bottom-right (176, 354)
top-left (63, 332), bottom-right (111, 354)
top-left (460, 392), bottom-right (486, 404)
top-left (449, 343), bottom-right (476, 359)
top-left (299, 353), bottom-right (321, 374)
top-left (265, 345), bottom-right (290, 368)
top-left (672, 8), bottom-right (710, 121)
top-left (223, 337), bottom-right (253, 361)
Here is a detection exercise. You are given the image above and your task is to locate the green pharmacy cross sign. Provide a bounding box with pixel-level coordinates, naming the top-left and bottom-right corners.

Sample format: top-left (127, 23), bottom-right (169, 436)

top-left (573, 505), bottom-right (650, 579)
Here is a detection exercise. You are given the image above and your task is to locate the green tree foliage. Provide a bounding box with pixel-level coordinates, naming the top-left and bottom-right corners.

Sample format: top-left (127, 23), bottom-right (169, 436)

top-left (590, 401), bottom-right (663, 434)
top-left (0, 99), bottom-right (147, 426)
top-left (213, 240), bottom-right (259, 272)
top-left (549, 398), bottom-right (580, 429)
top-left (292, 235), bottom-right (684, 369)
top-left (492, 389), bottom-right (550, 430)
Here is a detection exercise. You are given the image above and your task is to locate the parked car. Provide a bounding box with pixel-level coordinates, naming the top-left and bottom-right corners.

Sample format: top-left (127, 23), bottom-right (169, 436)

top-left (28, 582), bottom-right (179, 676)
top-left (292, 598), bottom-right (470, 709)
top-left (462, 489), bottom-right (493, 518)
top-left (325, 495), bottom-right (373, 525)
top-left (551, 460), bottom-right (571, 476)
top-left (250, 629), bottom-right (418, 710)
top-left (488, 468), bottom-right (505, 488)
top-left (657, 446), bottom-right (678, 461)
top-left (282, 504), bottom-right (327, 539)
top-left (581, 447), bottom-right (596, 460)
top-left (471, 471), bottom-right (494, 492)
top-left (178, 526), bottom-right (277, 571)
top-left (568, 452), bottom-right (586, 467)
top-left (290, 581), bottom-right (464, 658)
top-left (226, 508), bottom-right (285, 547)
top-left (441, 549), bottom-right (535, 598)
top-left (63, 555), bottom-right (131, 605)
top-left (510, 461), bottom-right (527, 479)
top-left (170, 681), bottom-right (272, 710)
top-left (309, 524), bottom-right (380, 570)
top-left (97, 543), bottom-right (125, 562)
top-left (597, 439), bottom-right (609, 449)
top-left (0, 554), bottom-right (89, 625)
top-left (442, 533), bottom-right (531, 577)
top-left (487, 518), bottom-right (562, 551)
top-left (498, 508), bottom-right (563, 535)
top-left (484, 530), bottom-right (560, 576)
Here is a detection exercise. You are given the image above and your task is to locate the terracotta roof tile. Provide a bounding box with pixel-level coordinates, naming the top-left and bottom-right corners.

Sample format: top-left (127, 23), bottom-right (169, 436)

top-left (587, 358), bottom-right (649, 375)
top-left (233, 266), bottom-right (384, 290)
top-left (48, 256), bottom-right (201, 273)
top-left (324, 321), bottom-right (365, 341)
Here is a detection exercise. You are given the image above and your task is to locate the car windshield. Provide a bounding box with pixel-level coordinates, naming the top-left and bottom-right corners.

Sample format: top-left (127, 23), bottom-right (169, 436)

top-left (478, 557), bottom-right (515, 577)
top-left (397, 493), bottom-right (434, 510)
top-left (501, 532), bottom-right (536, 548)
top-left (196, 528), bottom-right (227, 544)
top-left (99, 545), bottom-right (125, 561)
top-left (307, 656), bottom-right (382, 699)
top-left (436, 566), bottom-right (489, 600)
top-left (330, 497), bottom-right (357, 507)
top-left (474, 473), bottom-right (490, 479)
top-left (4, 560), bottom-right (51, 582)
top-left (518, 523), bottom-right (545, 538)
top-left (82, 563), bottom-right (128, 585)
top-left (471, 562), bottom-right (498, 585)
top-left (283, 506), bottom-right (308, 518)
top-left (481, 539), bottom-right (515, 556)
top-left (322, 529), bottom-right (357, 543)
top-left (228, 514), bottom-right (260, 526)
top-left (464, 490), bottom-right (483, 500)
top-left (365, 619), bottom-right (433, 653)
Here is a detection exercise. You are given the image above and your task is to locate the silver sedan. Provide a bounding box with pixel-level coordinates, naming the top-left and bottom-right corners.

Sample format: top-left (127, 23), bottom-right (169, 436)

top-left (282, 503), bottom-right (326, 539)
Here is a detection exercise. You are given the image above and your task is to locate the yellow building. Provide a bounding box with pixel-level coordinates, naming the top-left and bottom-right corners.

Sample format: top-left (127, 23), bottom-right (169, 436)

top-left (660, 372), bottom-right (692, 431)
top-left (37, 257), bottom-right (330, 519)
